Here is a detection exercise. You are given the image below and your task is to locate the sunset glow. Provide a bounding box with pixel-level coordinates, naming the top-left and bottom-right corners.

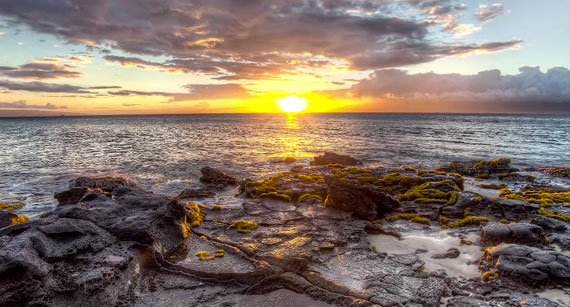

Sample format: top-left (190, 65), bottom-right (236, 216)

top-left (0, 1), bottom-right (569, 116)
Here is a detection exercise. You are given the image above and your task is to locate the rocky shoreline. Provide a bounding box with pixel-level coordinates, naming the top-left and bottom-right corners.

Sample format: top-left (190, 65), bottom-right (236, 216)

top-left (1, 153), bottom-right (569, 306)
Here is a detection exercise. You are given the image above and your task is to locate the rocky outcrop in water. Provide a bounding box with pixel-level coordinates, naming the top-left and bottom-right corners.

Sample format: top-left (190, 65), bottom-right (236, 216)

top-left (325, 177), bottom-right (400, 220)
top-left (438, 158), bottom-right (518, 177)
top-left (310, 152), bottom-right (361, 166)
top-left (199, 166), bottom-right (239, 187)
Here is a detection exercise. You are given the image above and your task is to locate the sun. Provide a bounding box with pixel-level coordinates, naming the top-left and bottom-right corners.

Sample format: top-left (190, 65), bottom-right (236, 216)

top-left (276, 95), bottom-right (308, 113)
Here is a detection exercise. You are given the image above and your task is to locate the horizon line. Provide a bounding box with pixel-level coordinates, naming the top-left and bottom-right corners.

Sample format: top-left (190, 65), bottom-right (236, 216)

top-left (2, 111), bottom-right (570, 119)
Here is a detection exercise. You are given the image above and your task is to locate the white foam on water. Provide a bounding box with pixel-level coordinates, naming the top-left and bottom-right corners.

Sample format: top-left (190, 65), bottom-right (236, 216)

top-left (535, 288), bottom-right (570, 306)
top-left (368, 232), bottom-right (483, 279)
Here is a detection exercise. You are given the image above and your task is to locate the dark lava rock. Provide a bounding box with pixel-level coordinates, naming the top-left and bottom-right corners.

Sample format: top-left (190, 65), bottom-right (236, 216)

top-left (492, 197), bottom-right (539, 221)
top-left (481, 222), bottom-right (546, 246)
top-left (0, 177), bottom-right (194, 307)
top-left (431, 247), bottom-right (460, 259)
top-left (54, 176), bottom-right (135, 205)
top-left (486, 243), bottom-right (570, 281)
top-left (325, 177), bottom-right (400, 220)
top-left (441, 192), bottom-right (493, 219)
top-left (199, 166), bottom-right (238, 186)
top-left (0, 211), bottom-right (18, 229)
top-left (310, 152), bottom-right (361, 166)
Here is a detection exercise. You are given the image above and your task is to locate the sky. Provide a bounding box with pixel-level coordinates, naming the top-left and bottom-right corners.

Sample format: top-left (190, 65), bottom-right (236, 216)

top-left (0, 0), bottom-right (569, 116)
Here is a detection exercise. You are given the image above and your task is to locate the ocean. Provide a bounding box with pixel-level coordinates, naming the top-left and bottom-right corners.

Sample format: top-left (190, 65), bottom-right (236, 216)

top-left (1, 113), bottom-right (569, 215)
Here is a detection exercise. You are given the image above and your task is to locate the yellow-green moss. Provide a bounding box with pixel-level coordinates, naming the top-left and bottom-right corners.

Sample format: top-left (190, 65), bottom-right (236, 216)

top-left (298, 194), bottom-right (322, 202)
top-left (294, 173), bottom-right (323, 183)
top-left (0, 202), bottom-right (25, 211)
top-left (395, 180), bottom-right (459, 205)
top-left (497, 188), bottom-right (570, 207)
top-left (291, 164), bottom-right (304, 170)
top-left (448, 216), bottom-right (492, 228)
top-left (371, 245), bottom-right (377, 252)
top-left (474, 158), bottom-right (510, 171)
top-left (229, 220), bottom-right (259, 233)
top-left (327, 163), bottom-right (344, 168)
top-left (440, 216), bottom-right (451, 225)
top-left (482, 271), bottom-right (499, 282)
top-left (416, 169), bottom-right (447, 175)
top-left (179, 201), bottom-right (206, 238)
top-left (346, 167), bottom-right (371, 175)
top-left (449, 173), bottom-right (465, 185)
top-left (475, 173), bottom-right (490, 179)
top-left (402, 166), bottom-right (416, 171)
top-left (479, 183), bottom-right (506, 190)
top-left (211, 205), bottom-right (222, 211)
top-left (10, 215), bottom-right (29, 225)
top-left (537, 208), bottom-right (570, 222)
top-left (214, 249), bottom-right (225, 257)
top-left (562, 204), bottom-right (570, 208)
top-left (253, 186), bottom-right (277, 194)
top-left (373, 173), bottom-right (422, 194)
top-left (411, 216), bottom-right (431, 225)
top-left (195, 251), bottom-right (212, 260)
top-left (464, 207), bottom-right (471, 217)
top-left (357, 176), bottom-right (376, 184)
top-left (387, 213), bottom-right (430, 225)
top-left (324, 194), bottom-right (333, 206)
top-left (259, 192), bottom-right (291, 202)
top-left (460, 240), bottom-right (472, 246)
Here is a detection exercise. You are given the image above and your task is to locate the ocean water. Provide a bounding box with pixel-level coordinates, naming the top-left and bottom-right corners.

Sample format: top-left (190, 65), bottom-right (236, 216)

top-left (1, 113), bottom-right (569, 215)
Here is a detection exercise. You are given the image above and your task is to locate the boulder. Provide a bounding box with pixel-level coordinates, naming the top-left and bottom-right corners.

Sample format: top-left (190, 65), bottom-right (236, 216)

top-left (431, 248), bottom-right (460, 259)
top-left (325, 177), bottom-right (400, 220)
top-left (310, 152), bottom-right (361, 166)
top-left (492, 197), bottom-right (539, 221)
top-left (199, 166), bottom-right (238, 186)
top-left (486, 243), bottom-right (570, 281)
top-left (481, 222), bottom-right (545, 245)
top-left (54, 176), bottom-right (135, 205)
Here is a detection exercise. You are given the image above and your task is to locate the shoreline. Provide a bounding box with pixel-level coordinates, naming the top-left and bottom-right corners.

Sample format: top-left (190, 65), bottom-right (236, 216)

top-left (1, 153), bottom-right (569, 306)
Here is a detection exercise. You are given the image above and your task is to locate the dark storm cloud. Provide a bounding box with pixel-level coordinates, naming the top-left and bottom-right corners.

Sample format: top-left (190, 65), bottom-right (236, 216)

top-left (0, 62), bottom-right (83, 79)
top-left (0, 0), bottom-right (517, 79)
top-left (475, 3), bottom-right (505, 24)
top-left (108, 83), bottom-right (250, 101)
top-left (346, 66), bottom-right (570, 106)
top-left (0, 100), bottom-right (67, 109)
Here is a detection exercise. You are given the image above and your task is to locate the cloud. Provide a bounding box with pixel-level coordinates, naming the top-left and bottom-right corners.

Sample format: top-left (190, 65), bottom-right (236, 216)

top-left (0, 100), bottom-right (67, 109)
top-left (109, 83), bottom-right (251, 102)
top-left (0, 62), bottom-right (83, 79)
top-left (476, 3), bottom-right (505, 24)
top-left (0, 0), bottom-right (519, 79)
top-left (0, 80), bottom-right (96, 93)
top-left (337, 66), bottom-right (570, 112)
